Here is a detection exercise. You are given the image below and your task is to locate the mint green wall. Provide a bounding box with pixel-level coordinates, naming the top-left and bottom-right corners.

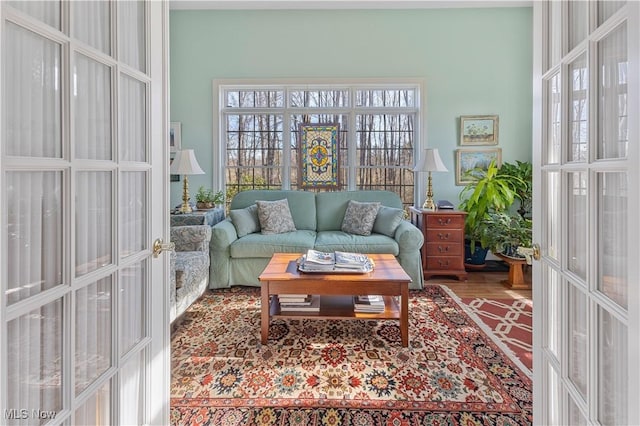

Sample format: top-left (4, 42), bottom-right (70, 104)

top-left (170, 7), bottom-right (532, 207)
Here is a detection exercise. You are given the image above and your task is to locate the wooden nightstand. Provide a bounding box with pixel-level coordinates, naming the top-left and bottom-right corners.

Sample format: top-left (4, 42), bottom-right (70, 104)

top-left (410, 207), bottom-right (468, 281)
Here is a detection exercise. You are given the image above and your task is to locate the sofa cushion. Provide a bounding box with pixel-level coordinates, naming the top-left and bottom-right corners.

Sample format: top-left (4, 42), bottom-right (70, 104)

top-left (230, 190), bottom-right (317, 231)
top-left (314, 231), bottom-right (399, 255)
top-left (372, 206), bottom-right (405, 237)
top-left (316, 191), bottom-right (403, 231)
top-left (229, 204), bottom-right (260, 237)
top-left (256, 199), bottom-right (297, 234)
top-left (341, 200), bottom-right (380, 236)
top-left (230, 230), bottom-right (316, 258)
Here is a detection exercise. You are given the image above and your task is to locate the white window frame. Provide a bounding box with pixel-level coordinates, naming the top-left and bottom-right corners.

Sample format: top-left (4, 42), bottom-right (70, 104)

top-left (212, 78), bottom-right (426, 205)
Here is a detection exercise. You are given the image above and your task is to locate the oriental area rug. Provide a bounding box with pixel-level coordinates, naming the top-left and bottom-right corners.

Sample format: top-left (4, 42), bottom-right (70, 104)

top-left (170, 285), bottom-right (532, 425)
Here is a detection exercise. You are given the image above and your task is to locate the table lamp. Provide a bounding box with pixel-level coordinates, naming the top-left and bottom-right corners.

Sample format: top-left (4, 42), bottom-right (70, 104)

top-left (413, 148), bottom-right (448, 210)
top-left (170, 149), bottom-right (205, 213)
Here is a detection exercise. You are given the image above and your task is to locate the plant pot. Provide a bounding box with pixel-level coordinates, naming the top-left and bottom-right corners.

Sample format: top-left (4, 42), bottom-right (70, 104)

top-left (196, 202), bottom-right (214, 210)
top-left (464, 240), bottom-right (489, 267)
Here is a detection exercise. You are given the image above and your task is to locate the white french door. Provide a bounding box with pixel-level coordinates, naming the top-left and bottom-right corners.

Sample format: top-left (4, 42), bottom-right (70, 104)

top-left (0, 1), bottom-right (170, 425)
top-left (533, 1), bottom-right (640, 424)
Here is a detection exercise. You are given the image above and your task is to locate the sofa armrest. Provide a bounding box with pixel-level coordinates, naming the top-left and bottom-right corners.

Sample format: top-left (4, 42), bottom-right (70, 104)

top-left (394, 220), bottom-right (424, 251)
top-left (210, 219), bottom-right (238, 250)
top-left (171, 225), bottom-right (212, 253)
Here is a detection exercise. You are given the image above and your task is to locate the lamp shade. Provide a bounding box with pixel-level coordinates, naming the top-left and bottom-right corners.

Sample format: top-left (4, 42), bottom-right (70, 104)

top-left (170, 149), bottom-right (205, 175)
top-left (412, 148), bottom-right (448, 173)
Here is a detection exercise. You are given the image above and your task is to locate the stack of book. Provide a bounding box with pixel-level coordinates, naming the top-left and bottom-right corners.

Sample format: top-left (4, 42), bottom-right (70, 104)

top-left (278, 294), bottom-right (321, 312)
top-left (353, 295), bottom-right (385, 313)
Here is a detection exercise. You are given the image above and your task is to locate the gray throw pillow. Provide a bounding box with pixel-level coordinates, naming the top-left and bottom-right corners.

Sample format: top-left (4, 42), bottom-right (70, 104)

top-left (373, 206), bottom-right (404, 237)
top-left (341, 200), bottom-right (380, 236)
top-left (256, 199), bottom-right (297, 234)
top-left (229, 204), bottom-right (260, 237)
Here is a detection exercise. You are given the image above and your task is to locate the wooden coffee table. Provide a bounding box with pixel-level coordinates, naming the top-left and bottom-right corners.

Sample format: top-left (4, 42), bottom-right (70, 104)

top-left (258, 253), bottom-right (412, 347)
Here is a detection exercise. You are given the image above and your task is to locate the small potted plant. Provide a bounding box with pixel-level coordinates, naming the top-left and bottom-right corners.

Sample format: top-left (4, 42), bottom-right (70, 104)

top-left (195, 186), bottom-right (215, 210)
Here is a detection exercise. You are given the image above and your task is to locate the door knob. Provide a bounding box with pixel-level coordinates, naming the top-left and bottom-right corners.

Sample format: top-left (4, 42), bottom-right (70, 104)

top-left (532, 243), bottom-right (541, 261)
top-left (153, 238), bottom-right (175, 258)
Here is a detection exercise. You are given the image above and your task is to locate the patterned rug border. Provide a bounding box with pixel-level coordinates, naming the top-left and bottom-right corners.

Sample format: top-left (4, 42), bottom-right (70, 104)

top-left (171, 285), bottom-right (532, 420)
top-left (439, 285), bottom-right (532, 378)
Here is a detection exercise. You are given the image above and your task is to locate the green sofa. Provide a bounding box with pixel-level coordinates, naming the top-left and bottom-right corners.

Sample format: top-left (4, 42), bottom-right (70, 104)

top-left (209, 190), bottom-right (424, 289)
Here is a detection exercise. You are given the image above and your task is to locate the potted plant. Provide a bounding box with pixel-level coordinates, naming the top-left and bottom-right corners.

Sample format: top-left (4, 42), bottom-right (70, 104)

top-left (481, 212), bottom-right (532, 258)
top-left (195, 186), bottom-right (215, 210)
top-left (458, 160), bottom-right (522, 267)
top-left (196, 187), bottom-right (225, 210)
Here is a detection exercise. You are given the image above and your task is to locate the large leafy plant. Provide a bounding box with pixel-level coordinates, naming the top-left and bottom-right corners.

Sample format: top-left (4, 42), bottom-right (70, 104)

top-left (458, 160), bottom-right (522, 249)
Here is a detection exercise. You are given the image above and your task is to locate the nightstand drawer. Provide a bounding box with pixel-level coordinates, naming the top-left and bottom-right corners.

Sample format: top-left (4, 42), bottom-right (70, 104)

top-left (425, 214), bottom-right (465, 229)
top-left (426, 256), bottom-right (465, 270)
top-left (426, 229), bottom-right (464, 242)
top-left (426, 242), bottom-right (463, 256)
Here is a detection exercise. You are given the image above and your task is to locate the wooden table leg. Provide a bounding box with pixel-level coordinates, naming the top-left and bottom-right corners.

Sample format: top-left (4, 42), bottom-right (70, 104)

top-left (400, 284), bottom-right (409, 347)
top-left (508, 263), bottom-right (526, 288)
top-left (261, 282), bottom-right (270, 345)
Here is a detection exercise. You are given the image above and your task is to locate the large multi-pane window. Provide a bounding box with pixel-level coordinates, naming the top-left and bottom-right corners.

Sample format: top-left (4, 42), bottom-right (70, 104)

top-left (218, 82), bottom-right (420, 208)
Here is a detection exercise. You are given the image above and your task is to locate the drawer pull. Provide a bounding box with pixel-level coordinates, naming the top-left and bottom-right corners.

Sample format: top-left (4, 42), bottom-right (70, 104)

top-left (438, 246), bottom-right (449, 253)
top-left (438, 218), bottom-right (452, 226)
top-left (438, 260), bottom-right (450, 267)
top-left (437, 233), bottom-right (451, 240)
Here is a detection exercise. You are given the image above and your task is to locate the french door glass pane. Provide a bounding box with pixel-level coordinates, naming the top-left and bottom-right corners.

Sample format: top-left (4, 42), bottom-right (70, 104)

top-left (76, 171), bottom-right (113, 277)
top-left (568, 285), bottom-right (588, 398)
top-left (547, 364), bottom-right (561, 425)
top-left (6, 1), bottom-right (60, 30)
top-left (546, 73), bottom-right (561, 164)
top-left (568, 172), bottom-right (587, 279)
top-left (6, 171), bottom-right (63, 305)
top-left (597, 307), bottom-right (628, 425)
top-left (597, 23), bottom-right (628, 160)
top-left (547, 0), bottom-right (562, 70)
top-left (119, 75), bottom-right (147, 162)
top-left (120, 351), bottom-right (145, 425)
top-left (568, 54), bottom-right (588, 162)
top-left (74, 380), bottom-right (111, 425)
top-left (120, 172), bottom-right (147, 258)
top-left (74, 54), bottom-right (112, 160)
top-left (568, 397), bottom-right (588, 425)
top-left (597, 172), bottom-right (627, 308)
top-left (118, 0), bottom-right (146, 73)
top-left (545, 171), bottom-right (560, 260)
top-left (4, 23), bottom-right (61, 158)
top-left (120, 261), bottom-right (146, 355)
top-left (598, 0), bottom-right (626, 25)
top-left (72, 0), bottom-right (111, 54)
top-left (568, 0), bottom-right (588, 52)
top-left (75, 276), bottom-right (112, 395)
top-left (7, 299), bottom-right (63, 424)
top-left (544, 266), bottom-right (561, 359)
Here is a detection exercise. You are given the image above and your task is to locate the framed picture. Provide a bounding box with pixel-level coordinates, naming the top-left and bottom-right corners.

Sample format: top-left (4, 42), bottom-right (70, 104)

top-left (298, 123), bottom-right (340, 188)
top-left (170, 122), bottom-right (182, 153)
top-left (170, 156), bottom-right (180, 182)
top-left (455, 148), bottom-right (502, 185)
top-left (460, 115), bottom-right (499, 145)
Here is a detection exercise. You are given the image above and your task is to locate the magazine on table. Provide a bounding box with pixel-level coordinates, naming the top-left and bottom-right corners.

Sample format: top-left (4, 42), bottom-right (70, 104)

top-left (299, 249), bottom-right (373, 273)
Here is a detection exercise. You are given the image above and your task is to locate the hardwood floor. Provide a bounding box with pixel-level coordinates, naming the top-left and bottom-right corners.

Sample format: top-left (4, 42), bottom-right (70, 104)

top-left (425, 269), bottom-right (532, 300)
